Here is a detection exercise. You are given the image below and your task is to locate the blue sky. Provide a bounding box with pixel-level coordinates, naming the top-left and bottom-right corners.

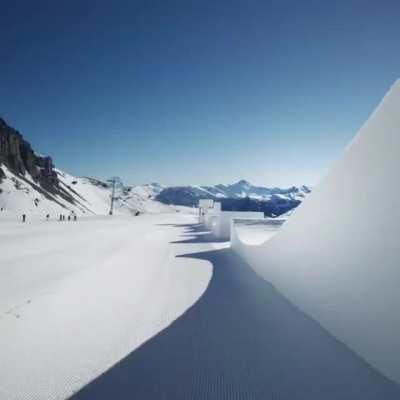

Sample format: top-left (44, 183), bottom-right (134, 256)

top-left (1, 0), bottom-right (400, 187)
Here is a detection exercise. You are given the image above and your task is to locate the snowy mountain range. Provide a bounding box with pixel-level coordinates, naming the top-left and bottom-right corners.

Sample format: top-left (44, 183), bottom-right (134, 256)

top-left (0, 118), bottom-right (310, 218)
top-left (157, 180), bottom-right (310, 201)
top-left (156, 180), bottom-right (311, 217)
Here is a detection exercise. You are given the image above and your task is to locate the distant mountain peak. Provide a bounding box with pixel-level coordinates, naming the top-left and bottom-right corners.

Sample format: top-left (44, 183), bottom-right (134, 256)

top-left (237, 179), bottom-right (251, 186)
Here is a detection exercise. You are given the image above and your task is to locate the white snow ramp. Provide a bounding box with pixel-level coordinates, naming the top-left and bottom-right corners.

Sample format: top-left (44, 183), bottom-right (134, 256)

top-left (232, 80), bottom-right (400, 383)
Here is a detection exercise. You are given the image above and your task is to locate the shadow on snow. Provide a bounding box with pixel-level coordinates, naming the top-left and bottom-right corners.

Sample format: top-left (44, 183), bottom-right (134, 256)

top-left (72, 223), bottom-right (400, 400)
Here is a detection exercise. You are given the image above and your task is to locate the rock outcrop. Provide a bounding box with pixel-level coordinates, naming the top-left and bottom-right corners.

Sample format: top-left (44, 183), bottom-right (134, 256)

top-left (0, 118), bottom-right (59, 188)
top-left (0, 118), bottom-right (78, 205)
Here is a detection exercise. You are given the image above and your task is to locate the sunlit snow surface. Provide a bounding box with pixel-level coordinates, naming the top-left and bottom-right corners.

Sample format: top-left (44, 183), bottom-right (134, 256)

top-left (1, 211), bottom-right (399, 400)
top-left (0, 212), bottom-right (214, 400)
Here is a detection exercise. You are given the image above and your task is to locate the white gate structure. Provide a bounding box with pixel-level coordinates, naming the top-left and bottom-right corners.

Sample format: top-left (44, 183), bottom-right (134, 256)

top-left (198, 199), bottom-right (214, 224)
top-left (212, 211), bottom-right (264, 240)
top-left (199, 200), bottom-right (264, 241)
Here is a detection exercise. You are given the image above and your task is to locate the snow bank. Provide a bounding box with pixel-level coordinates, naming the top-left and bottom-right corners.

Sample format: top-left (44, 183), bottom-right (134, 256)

top-left (232, 80), bottom-right (400, 383)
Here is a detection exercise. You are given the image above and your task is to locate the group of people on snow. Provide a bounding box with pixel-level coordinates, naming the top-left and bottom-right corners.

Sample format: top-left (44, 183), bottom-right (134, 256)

top-left (56, 213), bottom-right (77, 222)
top-left (21, 213), bottom-right (77, 223)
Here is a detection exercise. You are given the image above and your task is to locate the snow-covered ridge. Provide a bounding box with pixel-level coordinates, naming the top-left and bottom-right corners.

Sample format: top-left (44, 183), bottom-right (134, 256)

top-left (0, 166), bottom-right (171, 218)
top-left (156, 180), bottom-right (311, 217)
top-left (158, 179), bottom-right (310, 202)
top-left (231, 79), bottom-right (400, 383)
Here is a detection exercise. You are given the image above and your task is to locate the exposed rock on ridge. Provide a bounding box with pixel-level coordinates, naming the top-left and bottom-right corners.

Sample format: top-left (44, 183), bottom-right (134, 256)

top-left (0, 118), bottom-right (76, 205)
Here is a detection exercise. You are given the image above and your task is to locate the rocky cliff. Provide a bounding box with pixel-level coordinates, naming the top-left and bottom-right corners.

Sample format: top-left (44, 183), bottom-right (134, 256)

top-left (0, 118), bottom-right (79, 206)
top-left (0, 118), bottom-right (58, 187)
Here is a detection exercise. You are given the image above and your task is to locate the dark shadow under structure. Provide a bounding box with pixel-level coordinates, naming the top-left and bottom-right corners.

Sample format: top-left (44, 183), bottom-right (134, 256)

top-left (72, 223), bottom-right (400, 400)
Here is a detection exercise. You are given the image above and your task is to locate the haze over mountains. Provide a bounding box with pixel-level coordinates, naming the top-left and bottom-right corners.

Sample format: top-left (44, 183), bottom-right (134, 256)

top-left (0, 118), bottom-right (309, 218)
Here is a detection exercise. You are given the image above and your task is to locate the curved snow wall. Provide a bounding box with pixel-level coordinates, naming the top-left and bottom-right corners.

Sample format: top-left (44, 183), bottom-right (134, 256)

top-left (231, 80), bottom-right (400, 384)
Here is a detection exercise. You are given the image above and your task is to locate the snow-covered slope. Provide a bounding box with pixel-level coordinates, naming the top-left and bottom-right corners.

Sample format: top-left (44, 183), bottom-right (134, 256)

top-left (0, 118), bottom-right (171, 218)
top-left (129, 182), bottom-right (165, 199)
top-left (0, 212), bottom-right (213, 400)
top-left (0, 167), bottom-right (171, 218)
top-left (232, 80), bottom-right (400, 383)
top-left (119, 182), bottom-right (171, 214)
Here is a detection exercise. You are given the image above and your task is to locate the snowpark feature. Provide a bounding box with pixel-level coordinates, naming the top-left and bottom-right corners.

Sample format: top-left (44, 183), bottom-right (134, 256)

top-left (200, 202), bottom-right (264, 241)
top-left (232, 80), bottom-right (400, 384)
top-left (211, 211), bottom-right (264, 240)
top-left (72, 219), bottom-right (399, 400)
top-left (2, 81), bottom-right (400, 399)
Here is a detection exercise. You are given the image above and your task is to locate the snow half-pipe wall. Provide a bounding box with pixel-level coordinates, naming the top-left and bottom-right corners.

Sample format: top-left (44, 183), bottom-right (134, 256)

top-left (231, 80), bottom-right (400, 384)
